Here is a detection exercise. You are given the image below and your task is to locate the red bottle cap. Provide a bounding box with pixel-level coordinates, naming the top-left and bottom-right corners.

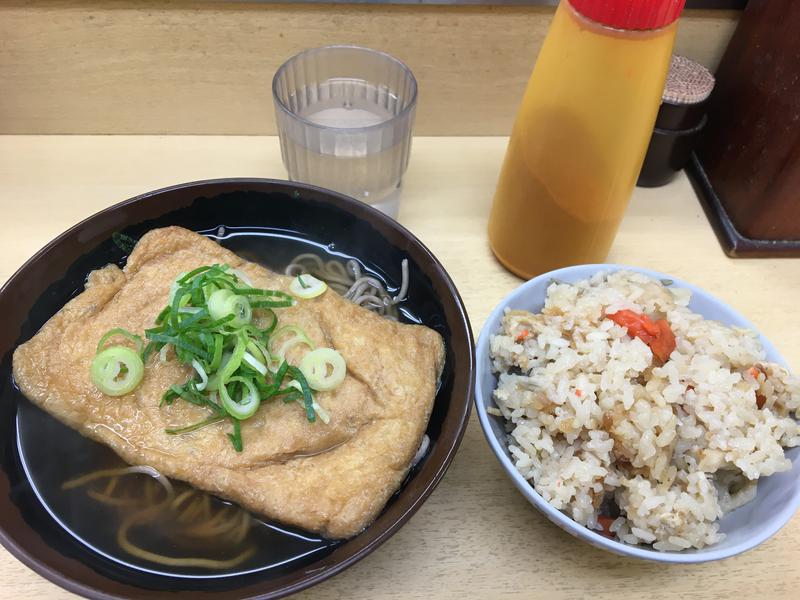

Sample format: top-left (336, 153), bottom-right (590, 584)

top-left (569, 0), bottom-right (686, 30)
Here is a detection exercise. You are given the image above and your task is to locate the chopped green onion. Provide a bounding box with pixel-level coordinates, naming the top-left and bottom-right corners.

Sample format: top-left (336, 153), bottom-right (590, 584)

top-left (299, 347), bottom-right (347, 392)
top-left (227, 420), bottom-right (243, 452)
top-left (287, 380), bottom-right (331, 424)
top-left (209, 334), bottom-right (224, 371)
top-left (242, 351), bottom-right (268, 376)
top-left (246, 339), bottom-right (268, 365)
top-left (208, 288), bottom-right (251, 327)
top-left (177, 265), bottom-right (214, 285)
top-left (96, 328), bottom-right (144, 355)
top-left (131, 264), bottom-right (327, 450)
top-left (286, 366), bottom-right (315, 422)
top-left (175, 308), bottom-right (211, 330)
top-left (269, 325), bottom-right (315, 364)
top-left (271, 360), bottom-right (290, 390)
top-left (145, 331), bottom-right (210, 362)
top-left (168, 273), bottom-right (188, 306)
top-left (236, 288), bottom-right (296, 308)
top-left (312, 400), bottom-right (331, 424)
top-left (290, 274), bottom-right (328, 299)
top-left (112, 232), bottom-right (137, 254)
top-left (219, 334), bottom-right (246, 383)
top-left (258, 309), bottom-right (278, 336)
top-left (192, 359), bottom-right (208, 391)
top-left (208, 288), bottom-right (234, 321)
top-left (228, 295), bottom-right (252, 327)
top-left (165, 414), bottom-right (225, 435)
top-left (166, 381), bottom-right (207, 407)
top-left (228, 268), bottom-right (253, 287)
top-left (220, 376), bottom-right (260, 420)
top-left (91, 346), bottom-right (144, 396)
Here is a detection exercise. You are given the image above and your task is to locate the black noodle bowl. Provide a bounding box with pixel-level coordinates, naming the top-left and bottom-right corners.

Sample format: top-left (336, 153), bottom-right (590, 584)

top-left (0, 179), bottom-right (473, 599)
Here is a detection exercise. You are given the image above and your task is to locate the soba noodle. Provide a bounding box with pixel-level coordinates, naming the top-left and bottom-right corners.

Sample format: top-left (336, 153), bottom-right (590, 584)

top-left (62, 466), bottom-right (256, 570)
top-left (285, 255), bottom-right (408, 319)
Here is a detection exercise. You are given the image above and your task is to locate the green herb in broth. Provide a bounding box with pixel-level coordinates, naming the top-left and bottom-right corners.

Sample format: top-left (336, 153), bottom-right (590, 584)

top-left (112, 232), bottom-right (138, 254)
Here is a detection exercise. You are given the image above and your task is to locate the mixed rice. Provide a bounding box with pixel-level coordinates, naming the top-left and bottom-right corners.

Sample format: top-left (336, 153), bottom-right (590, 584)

top-left (489, 271), bottom-right (800, 551)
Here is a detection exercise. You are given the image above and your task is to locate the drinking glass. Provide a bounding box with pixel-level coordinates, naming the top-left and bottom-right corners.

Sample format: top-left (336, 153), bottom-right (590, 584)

top-left (272, 45), bottom-right (418, 218)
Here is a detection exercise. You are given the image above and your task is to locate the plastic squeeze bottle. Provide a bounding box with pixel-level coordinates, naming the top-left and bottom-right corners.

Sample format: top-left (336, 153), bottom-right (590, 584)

top-left (488, 0), bottom-right (686, 279)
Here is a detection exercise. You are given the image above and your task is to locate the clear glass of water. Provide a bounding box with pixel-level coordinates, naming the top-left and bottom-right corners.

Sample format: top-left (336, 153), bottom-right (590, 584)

top-left (272, 45), bottom-right (418, 218)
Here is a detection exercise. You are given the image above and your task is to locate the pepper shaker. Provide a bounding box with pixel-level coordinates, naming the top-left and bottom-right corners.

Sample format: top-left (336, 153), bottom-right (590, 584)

top-left (637, 55), bottom-right (715, 188)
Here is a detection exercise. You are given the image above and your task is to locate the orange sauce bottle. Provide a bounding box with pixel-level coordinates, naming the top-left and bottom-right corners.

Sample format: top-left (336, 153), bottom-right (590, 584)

top-left (488, 0), bottom-right (685, 279)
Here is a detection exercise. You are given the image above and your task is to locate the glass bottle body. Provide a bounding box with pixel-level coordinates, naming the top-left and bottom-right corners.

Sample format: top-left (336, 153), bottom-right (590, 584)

top-left (488, 1), bottom-right (678, 279)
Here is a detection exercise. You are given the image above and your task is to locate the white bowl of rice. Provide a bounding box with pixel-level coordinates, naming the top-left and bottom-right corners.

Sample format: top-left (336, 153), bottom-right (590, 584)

top-left (475, 265), bottom-right (800, 563)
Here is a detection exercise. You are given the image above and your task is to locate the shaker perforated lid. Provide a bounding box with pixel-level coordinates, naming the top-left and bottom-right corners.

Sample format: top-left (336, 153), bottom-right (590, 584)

top-left (569, 0), bottom-right (686, 30)
top-left (654, 55), bottom-right (716, 130)
top-left (662, 55), bottom-right (716, 105)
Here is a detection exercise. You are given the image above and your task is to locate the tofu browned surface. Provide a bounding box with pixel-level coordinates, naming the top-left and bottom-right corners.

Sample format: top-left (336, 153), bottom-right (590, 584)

top-left (12, 227), bottom-right (445, 539)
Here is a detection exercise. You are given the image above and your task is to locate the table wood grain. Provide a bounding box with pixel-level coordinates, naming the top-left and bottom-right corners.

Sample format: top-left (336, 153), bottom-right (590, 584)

top-left (1, 135), bottom-right (798, 599)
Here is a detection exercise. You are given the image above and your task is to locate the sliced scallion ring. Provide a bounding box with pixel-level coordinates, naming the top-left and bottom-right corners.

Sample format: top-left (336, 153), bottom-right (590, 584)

top-left (299, 347), bottom-right (346, 392)
top-left (219, 376), bottom-right (260, 420)
top-left (219, 336), bottom-right (246, 383)
top-left (312, 400), bottom-right (331, 424)
top-left (208, 289), bottom-right (252, 327)
top-left (289, 274), bottom-right (328, 299)
top-left (205, 350), bottom-right (231, 392)
top-left (192, 359), bottom-right (209, 391)
top-left (168, 272), bottom-right (190, 307)
top-left (207, 289), bottom-right (234, 321)
top-left (91, 346), bottom-right (144, 396)
top-left (228, 268), bottom-right (254, 287)
top-left (242, 351), bottom-right (267, 376)
top-left (269, 325), bottom-right (315, 364)
top-left (96, 328), bottom-right (144, 355)
top-left (246, 339), bottom-right (269, 365)
top-left (228, 295), bottom-right (252, 327)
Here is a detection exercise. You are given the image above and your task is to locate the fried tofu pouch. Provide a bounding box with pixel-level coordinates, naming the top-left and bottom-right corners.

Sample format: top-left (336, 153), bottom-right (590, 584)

top-left (12, 226), bottom-right (444, 538)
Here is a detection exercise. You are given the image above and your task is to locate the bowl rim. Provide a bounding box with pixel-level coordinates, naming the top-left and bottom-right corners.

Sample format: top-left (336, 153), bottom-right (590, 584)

top-left (0, 177), bottom-right (475, 597)
top-left (474, 263), bottom-right (800, 564)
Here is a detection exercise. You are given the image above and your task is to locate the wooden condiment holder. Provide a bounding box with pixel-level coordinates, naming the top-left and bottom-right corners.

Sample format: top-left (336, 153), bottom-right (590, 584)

top-left (688, 0), bottom-right (800, 256)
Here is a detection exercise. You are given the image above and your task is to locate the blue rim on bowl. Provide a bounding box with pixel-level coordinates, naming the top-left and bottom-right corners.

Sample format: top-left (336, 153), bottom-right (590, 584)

top-left (474, 264), bottom-right (800, 563)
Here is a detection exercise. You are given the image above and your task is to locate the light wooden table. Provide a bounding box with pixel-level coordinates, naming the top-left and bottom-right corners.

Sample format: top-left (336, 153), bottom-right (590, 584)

top-left (1, 136), bottom-right (798, 599)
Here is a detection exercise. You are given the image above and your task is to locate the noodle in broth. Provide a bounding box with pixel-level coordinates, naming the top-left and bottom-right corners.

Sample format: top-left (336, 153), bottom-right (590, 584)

top-left (62, 467), bottom-right (257, 570)
top-left (285, 255), bottom-right (408, 319)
